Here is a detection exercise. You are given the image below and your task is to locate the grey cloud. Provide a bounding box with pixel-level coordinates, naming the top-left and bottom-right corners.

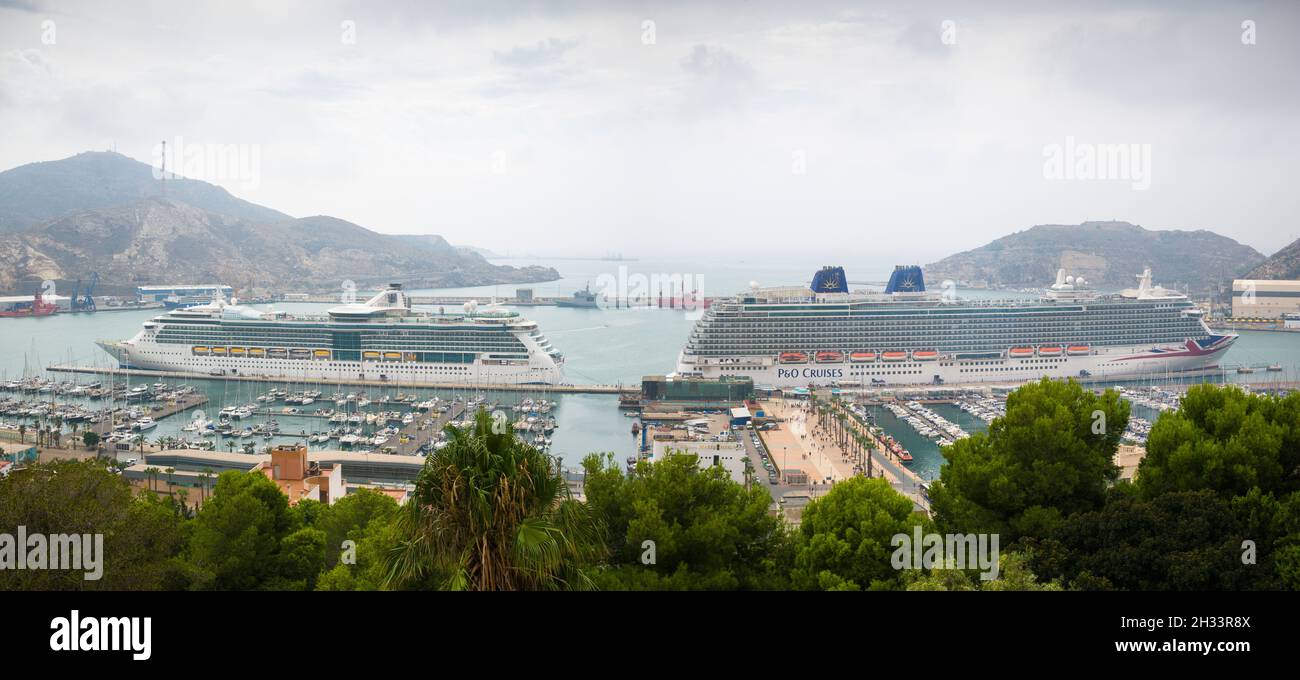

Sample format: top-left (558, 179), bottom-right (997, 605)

top-left (493, 37), bottom-right (579, 69)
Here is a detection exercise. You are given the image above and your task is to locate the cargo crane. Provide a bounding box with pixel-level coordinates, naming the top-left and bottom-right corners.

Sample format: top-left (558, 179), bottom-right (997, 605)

top-left (70, 272), bottom-right (98, 312)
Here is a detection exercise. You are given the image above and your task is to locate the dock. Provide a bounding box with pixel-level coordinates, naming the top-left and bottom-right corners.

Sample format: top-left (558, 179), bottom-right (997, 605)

top-left (45, 364), bottom-right (636, 395)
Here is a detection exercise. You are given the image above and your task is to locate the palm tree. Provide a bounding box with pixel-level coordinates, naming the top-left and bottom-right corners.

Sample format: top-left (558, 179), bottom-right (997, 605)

top-left (144, 466), bottom-right (160, 494)
top-left (164, 467), bottom-right (175, 496)
top-left (17, 423), bottom-right (25, 443)
top-left (199, 468), bottom-right (214, 506)
top-left (385, 409), bottom-right (605, 591)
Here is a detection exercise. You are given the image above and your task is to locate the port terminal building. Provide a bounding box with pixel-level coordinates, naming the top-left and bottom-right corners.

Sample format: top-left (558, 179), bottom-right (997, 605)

top-left (1231, 279), bottom-right (1300, 319)
top-left (136, 284), bottom-right (233, 304)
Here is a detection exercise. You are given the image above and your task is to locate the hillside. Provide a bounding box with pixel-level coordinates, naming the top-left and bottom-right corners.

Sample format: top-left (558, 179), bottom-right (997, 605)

top-left (925, 221), bottom-right (1265, 293)
top-left (0, 151), bottom-right (290, 231)
top-left (1244, 236), bottom-right (1300, 280)
top-left (0, 153), bottom-right (558, 293)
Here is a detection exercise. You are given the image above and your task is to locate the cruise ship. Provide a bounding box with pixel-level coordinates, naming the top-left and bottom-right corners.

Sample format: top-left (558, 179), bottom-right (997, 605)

top-left (676, 265), bottom-right (1236, 388)
top-left (98, 284), bottom-right (564, 385)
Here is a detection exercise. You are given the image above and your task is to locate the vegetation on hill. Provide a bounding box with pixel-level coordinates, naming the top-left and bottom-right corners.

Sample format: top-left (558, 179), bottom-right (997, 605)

top-left (925, 220), bottom-right (1264, 293)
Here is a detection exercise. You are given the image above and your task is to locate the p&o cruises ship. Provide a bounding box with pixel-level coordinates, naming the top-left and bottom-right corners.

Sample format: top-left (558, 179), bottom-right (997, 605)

top-left (98, 284), bottom-right (564, 385)
top-left (676, 265), bottom-right (1235, 388)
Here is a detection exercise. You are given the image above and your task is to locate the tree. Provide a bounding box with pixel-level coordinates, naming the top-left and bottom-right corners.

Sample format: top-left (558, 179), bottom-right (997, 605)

top-left (82, 430), bottom-right (100, 450)
top-left (904, 552), bottom-right (1060, 591)
top-left (315, 488), bottom-right (399, 568)
top-left (929, 378), bottom-right (1128, 543)
top-left (385, 409), bottom-right (604, 591)
top-left (183, 470), bottom-right (298, 590)
top-left (1029, 487), bottom-right (1270, 590)
top-left (1138, 385), bottom-right (1300, 500)
top-left (582, 450), bottom-right (792, 590)
top-left (0, 460), bottom-right (186, 590)
top-left (17, 423), bottom-right (25, 443)
top-left (791, 476), bottom-right (927, 591)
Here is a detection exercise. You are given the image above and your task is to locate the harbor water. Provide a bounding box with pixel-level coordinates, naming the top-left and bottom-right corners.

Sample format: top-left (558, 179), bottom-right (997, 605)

top-left (3, 256), bottom-right (1299, 473)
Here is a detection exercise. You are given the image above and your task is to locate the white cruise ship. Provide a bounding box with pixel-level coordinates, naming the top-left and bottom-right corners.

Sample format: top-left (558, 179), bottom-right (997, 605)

top-left (676, 265), bottom-right (1235, 388)
top-left (98, 284), bottom-right (564, 385)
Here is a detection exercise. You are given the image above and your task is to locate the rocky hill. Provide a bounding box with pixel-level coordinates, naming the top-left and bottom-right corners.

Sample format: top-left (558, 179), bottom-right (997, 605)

top-left (0, 152), bottom-right (558, 293)
top-left (0, 151), bottom-right (289, 231)
top-left (1244, 236), bottom-right (1300, 280)
top-left (925, 221), bottom-right (1265, 293)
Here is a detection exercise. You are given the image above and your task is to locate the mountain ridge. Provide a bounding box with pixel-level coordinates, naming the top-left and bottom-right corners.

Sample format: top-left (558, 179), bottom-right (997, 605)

top-left (0, 153), bottom-right (558, 293)
top-left (924, 221), bottom-right (1265, 294)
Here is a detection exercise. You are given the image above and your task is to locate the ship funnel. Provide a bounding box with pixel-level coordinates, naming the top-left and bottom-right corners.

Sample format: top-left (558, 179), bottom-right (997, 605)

top-left (884, 265), bottom-right (926, 294)
top-left (810, 266), bottom-right (849, 293)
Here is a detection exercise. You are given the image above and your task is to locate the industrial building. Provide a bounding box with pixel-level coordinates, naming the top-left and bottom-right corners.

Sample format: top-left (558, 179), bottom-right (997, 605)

top-left (136, 284), bottom-right (233, 305)
top-left (641, 375), bottom-right (754, 406)
top-left (1231, 279), bottom-right (1300, 319)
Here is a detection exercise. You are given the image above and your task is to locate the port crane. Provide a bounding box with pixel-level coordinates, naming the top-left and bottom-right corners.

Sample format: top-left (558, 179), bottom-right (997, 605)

top-left (70, 272), bottom-right (98, 312)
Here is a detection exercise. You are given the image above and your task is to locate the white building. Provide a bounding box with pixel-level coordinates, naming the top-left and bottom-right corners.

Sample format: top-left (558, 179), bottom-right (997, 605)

top-left (1232, 279), bottom-right (1300, 319)
top-left (649, 440), bottom-right (749, 485)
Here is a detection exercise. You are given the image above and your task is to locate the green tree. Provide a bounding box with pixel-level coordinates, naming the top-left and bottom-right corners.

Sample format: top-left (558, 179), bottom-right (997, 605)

top-left (183, 470), bottom-right (298, 590)
top-left (316, 488), bottom-right (399, 568)
top-left (582, 450), bottom-right (792, 590)
top-left (791, 476), bottom-right (927, 591)
top-left (82, 430), bottom-right (100, 450)
top-left (1030, 487), bottom-right (1268, 590)
top-left (929, 378), bottom-right (1128, 543)
top-left (903, 552), bottom-right (1060, 591)
top-left (273, 527), bottom-right (327, 591)
top-left (0, 460), bottom-right (186, 590)
top-left (385, 409), bottom-right (604, 591)
top-left (1138, 385), bottom-right (1300, 500)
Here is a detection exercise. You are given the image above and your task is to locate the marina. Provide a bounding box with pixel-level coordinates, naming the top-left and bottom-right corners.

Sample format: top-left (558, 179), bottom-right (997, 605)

top-left (5, 257), bottom-right (1300, 491)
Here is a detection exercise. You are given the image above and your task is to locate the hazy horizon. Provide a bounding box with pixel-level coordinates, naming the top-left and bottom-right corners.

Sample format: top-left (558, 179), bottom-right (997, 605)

top-left (2, 0), bottom-right (1298, 261)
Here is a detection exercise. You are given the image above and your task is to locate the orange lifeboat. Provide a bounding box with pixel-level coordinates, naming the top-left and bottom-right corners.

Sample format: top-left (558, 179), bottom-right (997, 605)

top-left (912, 350), bottom-right (939, 361)
top-left (1008, 347), bottom-right (1035, 359)
top-left (849, 351), bottom-right (877, 363)
top-left (1067, 344), bottom-right (1091, 356)
top-left (1037, 345), bottom-right (1063, 357)
top-left (779, 352), bottom-right (808, 364)
top-left (881, 351), bottom-right (908, 362)
top-left (816, 351), bottom-right (844, 363)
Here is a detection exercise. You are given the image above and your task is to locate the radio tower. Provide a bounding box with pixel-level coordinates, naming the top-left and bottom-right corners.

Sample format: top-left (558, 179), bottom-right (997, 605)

top-left (160, 139), bottom-right (167, 195)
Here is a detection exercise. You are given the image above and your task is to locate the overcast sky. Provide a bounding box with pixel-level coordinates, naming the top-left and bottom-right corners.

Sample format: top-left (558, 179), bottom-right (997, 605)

top-left (1, 0), bottom-right (1297, 261)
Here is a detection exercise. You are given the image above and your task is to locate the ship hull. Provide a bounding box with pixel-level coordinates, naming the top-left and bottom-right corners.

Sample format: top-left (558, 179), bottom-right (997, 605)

top-left (104, 340), bottom-right (564, 385)
top-left (677, 336), bottom-right (1236, 388)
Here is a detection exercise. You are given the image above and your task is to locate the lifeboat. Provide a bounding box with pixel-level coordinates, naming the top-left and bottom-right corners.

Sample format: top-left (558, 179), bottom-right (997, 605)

top-left (248, 348), bottom-right (266, 357)
top-left (1037, 345), bottom-right (1063, 357)
top-left (289, 348), bottom-right (310, 359)
top-left (912, 350), bottom-right (939, 361)
top-left (383, 351), bottom-right (402, 360)
top-left (880, 351), bottom-right (908, 362)
top-left (229, 347), bottom-right (246, 356)
top-left (815, 351), bottom-right (844, 363)
top-left (403, 352), bottom-right (418, 362)
top-left (313, 349), bottom-right (331, 358)
top-left (268, 348), bottom-right (287, 358)
top-left (363, 351), bottom-right (381, 360)
top-left (1067, 344), bottom-right (1091, 356)
top-left (779, 352), bottom-right (808, 364)
top-left (211, 347), bottom-right (228, 356)
top-left (192, 346), bottom-right (210, 355)
top-left (849, 351), bottom-right (877, 363)
top-left (1008, 347), bottom-right (1035, 359)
